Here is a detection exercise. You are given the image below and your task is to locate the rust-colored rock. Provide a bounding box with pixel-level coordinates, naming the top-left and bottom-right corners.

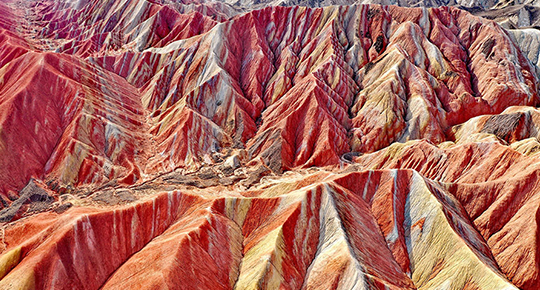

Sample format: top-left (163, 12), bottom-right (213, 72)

top-left (0, 0), bottom-right (539, 289)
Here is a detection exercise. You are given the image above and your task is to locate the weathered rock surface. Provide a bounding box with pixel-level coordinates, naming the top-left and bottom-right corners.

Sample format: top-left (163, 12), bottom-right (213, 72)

top-left (353, 140), bottom-right (540, 289)
top-left (0, 170), bottom-right (526, 289)
top-left (218, 0), bottom-right (537, 11)
top-left (0, 0), bottom-right (539, 289)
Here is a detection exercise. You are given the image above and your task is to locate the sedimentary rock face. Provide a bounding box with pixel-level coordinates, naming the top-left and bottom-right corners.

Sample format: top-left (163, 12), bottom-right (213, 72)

top-left (0, 0), bottom-right (539, 289)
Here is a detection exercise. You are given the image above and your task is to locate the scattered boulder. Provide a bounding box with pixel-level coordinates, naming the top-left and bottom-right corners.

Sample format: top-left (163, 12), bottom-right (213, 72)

top-left (0, 179), bottom-right (55, 223)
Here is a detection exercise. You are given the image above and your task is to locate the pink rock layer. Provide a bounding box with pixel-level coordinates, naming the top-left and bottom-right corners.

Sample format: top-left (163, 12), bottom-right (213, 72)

top-left (0, 0), bottom-right (538, 289)
top-left (0, 0), bottom-right (536, 201)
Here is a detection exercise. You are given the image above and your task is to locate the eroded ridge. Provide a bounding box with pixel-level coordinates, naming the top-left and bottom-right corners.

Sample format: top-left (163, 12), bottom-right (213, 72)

top-left (0, 0), bottom-right (539, 289)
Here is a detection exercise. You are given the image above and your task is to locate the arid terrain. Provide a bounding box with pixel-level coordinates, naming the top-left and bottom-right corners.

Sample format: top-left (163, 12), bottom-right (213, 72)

top-left (0, 0), bottom-right (539, 289)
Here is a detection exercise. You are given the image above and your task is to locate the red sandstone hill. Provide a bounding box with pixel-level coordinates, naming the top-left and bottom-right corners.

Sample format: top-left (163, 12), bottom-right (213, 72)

top-left (0, 0), bottom-right (539, 289)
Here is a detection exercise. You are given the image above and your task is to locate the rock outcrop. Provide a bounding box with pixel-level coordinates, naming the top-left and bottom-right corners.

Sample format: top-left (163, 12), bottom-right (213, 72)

top-left (0, 0), bottom-right (539, 289)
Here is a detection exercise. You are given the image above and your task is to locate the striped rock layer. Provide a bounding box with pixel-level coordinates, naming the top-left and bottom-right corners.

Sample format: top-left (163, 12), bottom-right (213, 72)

top-left (0, 0), bottom-right (539, 289)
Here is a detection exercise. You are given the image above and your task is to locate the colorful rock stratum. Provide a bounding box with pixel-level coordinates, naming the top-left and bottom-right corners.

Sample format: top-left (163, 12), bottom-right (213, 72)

top-left (0, 0), bottom-right (539, 289)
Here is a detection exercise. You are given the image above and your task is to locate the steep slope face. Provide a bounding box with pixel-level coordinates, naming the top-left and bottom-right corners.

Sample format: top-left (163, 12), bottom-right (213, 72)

top-left (92, 4), bottom-right (537, 173)
top-left (0, 0), bottom-right (539, 289)
top-left (0, 27), bottom-right (150, 204)
top-left (219, 0), bottom-right (507, 11)
top-left (28, 0), bottom-right (221, 55)
top-left (508, 27), bottom-right (540, 78)
top-left (475, 4), bottom-right (540, 75)
top-left (216, 0), bottom-right (540, 14)
top-left (450, 105), bottom-right (540, 144)
top-left (0, 170), bottom-right (523, 290)
top-left (216, 0), bottom-right (540, 77)
top-left (353, 140), bottom-right (540, 289)
top-left (474, 3), bottom-right (540, 27)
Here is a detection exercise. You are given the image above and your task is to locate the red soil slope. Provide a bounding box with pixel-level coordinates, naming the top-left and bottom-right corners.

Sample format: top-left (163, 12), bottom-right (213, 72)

top-left (0, 0), bottom-right (538, 289)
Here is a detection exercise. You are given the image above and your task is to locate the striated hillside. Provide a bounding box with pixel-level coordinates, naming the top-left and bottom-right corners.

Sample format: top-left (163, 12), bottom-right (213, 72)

top-left (217, 0), bottom-right (536, 11)
top-left (0, 0), bottom-right (539, 289)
